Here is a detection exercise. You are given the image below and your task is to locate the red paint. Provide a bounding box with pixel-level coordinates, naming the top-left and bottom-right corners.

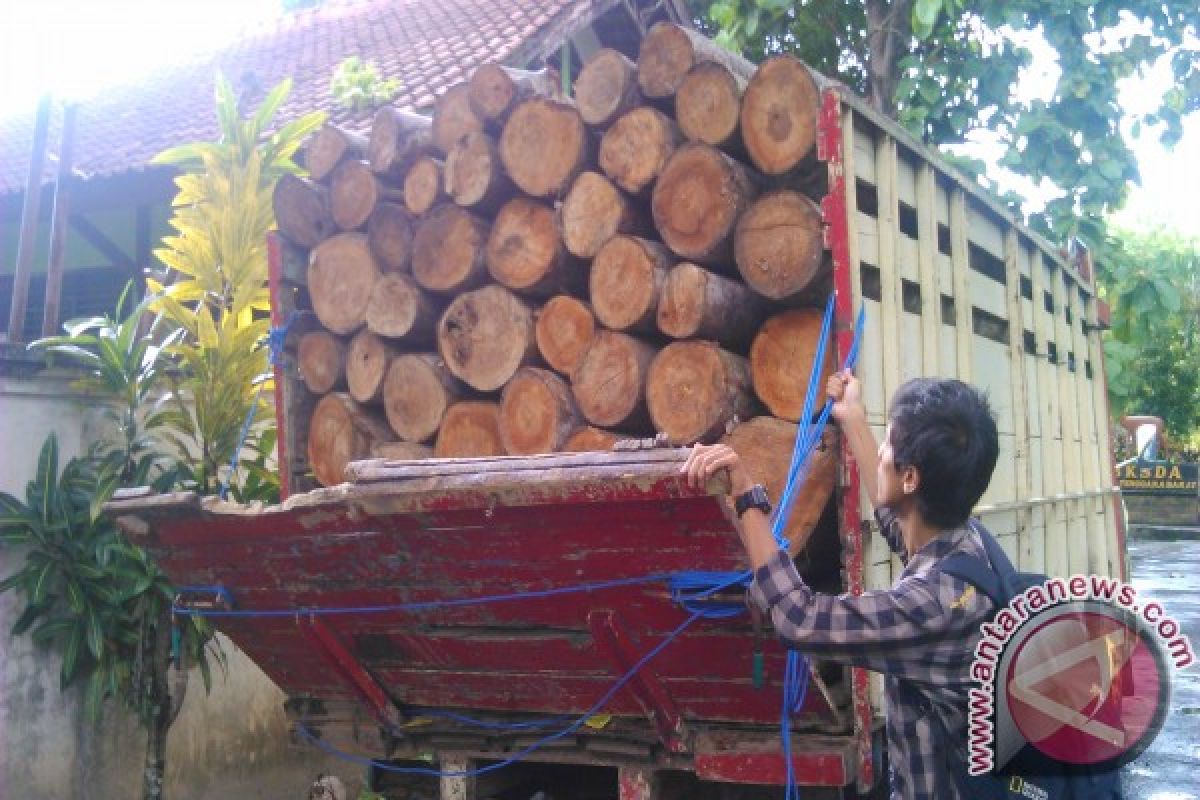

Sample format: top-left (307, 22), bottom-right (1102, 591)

top-left (299, 616), bottom-right (404, 731)
top-left (617, 767), bottom-right (656, 800)
top-left (694, 750), bottom-right (850, 786)
top-left (819, 87), bottom-right (876, 793)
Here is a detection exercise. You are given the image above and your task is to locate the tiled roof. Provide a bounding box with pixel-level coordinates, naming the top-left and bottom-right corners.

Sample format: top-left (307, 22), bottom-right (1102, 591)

top-left (0, 0), bottom-right (603, 195)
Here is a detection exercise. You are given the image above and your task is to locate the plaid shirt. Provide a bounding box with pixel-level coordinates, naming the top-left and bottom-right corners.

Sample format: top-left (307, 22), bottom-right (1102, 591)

top-left (748, 506), bottom-right (996, 800)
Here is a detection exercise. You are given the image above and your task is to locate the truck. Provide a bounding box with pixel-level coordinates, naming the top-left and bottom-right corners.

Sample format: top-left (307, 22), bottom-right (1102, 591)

top-left (106, 55), bottom-right (1125, 800)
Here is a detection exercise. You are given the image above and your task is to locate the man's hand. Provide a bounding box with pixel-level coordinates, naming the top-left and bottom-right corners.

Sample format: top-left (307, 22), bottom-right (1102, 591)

top-left (680, 443), bottom-right (754, 496)
top-left (826, 369), bottom-right (865, 424)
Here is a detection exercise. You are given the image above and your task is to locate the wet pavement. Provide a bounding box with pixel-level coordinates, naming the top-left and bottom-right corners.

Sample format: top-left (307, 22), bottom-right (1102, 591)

top-left (1121, 530), bottom-right (1200, 799)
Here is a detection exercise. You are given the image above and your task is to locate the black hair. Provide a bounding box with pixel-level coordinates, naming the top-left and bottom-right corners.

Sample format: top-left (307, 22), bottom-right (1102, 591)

top-left (887, 378), bottom-right (999, 529)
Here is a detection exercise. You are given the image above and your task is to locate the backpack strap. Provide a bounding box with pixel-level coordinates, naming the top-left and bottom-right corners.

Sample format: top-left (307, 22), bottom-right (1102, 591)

top-left (933, 520), bottom-right (1016, 609)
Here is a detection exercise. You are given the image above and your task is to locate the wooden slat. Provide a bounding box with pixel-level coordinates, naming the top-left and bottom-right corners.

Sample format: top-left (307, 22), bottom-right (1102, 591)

top-left (1003, 231), bottom-right (1033, 571)
top-left (915, 164), bottom-right (940, 376)
top-left (1070, 286), bottom-right (1108, 576)
top-left (949, 190), bottom-right (972, 382)
top-left (1083, 292), bottom-right (1121, 578)
top-left (1030, 252), bottom-right (1067, 578)
top-left (873, 137), bottom-right (902, 429)
top-left (1052, 270), bottom-right (1087, 576)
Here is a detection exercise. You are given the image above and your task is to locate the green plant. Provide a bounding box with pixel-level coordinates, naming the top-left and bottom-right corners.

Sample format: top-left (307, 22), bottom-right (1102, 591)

top-left (330, 56), bottom-right (401, 111)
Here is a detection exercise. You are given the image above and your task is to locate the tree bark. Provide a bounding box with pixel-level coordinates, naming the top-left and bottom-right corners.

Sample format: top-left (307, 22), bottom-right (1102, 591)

top-left (383, 353), bottom-right (465, 443)
top-left (307, 123), bottom-right (368, 183)
top-left (534, 295), bottom-right (596, 377)
top-left (656, 262), bottom-right (766, 347)
top-left (403, 157), bottom-right (446, 215)
top-left (468, 64), bottom-right (561, 126)
top-left (722, 417), bottom-right (839, 553)
top-left (437, 284), bottom-right (536, 392)
top-left (651, 143), bottom-right (760, 267)
top-left (499, 367), bottom-right (583, 454)
top-left (432, 83), bottom-right (484, 155)
top-left (486, 197), bottom-right (581, 297)
top-left (308, 233), bottom-right (381, 335)
top-left (646, 340), bottom-right (760, 444)
top-left (444, 131), bottom-right (515, 214)
top-left (749, 309), bottom-right (835, 421)
top-left (563, 426), bottom-right (625, 452)
top-left (142, 605), bottom-right (173, 800)
top-left (499, 98), bottom-right (590, 198)
top-left (676, 61), bottom-right (747, 154)
top-left (346, 328), bottom-right (398, 405)
top-left (598, 107), bottom-right (680, 196)
top-left (366, 273), bottom-right (439, 342)
top-left (367, 201), bottom-right (414, 272)
top-left (369, 107), bottom-right (434, 180)
top-left (559, 171), bottom-right (639, 258)
top-left (740, 55), bottom-right (822, 175)
top-left (571, 330), bottom-right (656, 430)
top-left (411, 204), bottom-right (491, 294)
top-left (298, 330), bottom-right (347, 394)
top-left (637, 21), bottom-right (755, 99)
top-left (734, 190), bottom-right (826, 301)
top-left (372, 441), bottom-right (434, 460)
top-left (330, 159), bottom-right (403, 232)
top-left (574, 49), bottom-right (642, 128)
top-left (273, 174), bottom-right (334, 249)
top-left (435, 401), bottom-right (505, 457)
top-left (308, 392), bottom-right (394, 486)
top-left (589, 235), bottom-right (672, 333)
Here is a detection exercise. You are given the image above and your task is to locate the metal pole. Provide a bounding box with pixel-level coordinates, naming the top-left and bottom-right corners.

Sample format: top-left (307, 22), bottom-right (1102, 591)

top-left (43, 102), bottom-right (78, 337)
top-left (8, 94), bottom-right (53, 343)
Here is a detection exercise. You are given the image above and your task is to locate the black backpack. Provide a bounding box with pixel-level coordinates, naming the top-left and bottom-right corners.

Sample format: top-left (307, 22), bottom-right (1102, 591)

top-left (900, 520), bottom-right (1125, 799)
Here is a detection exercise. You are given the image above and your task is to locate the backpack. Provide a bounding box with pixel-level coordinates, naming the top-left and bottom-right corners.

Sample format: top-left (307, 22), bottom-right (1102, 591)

top-left (901, 519), bottom-right (1125, 800)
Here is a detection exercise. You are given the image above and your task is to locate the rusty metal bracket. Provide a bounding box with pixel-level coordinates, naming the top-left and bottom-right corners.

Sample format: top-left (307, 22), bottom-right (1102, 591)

top-left (588, 610), bottom-right (689, 754)
top-left (298, 615), bottom-right (405, 733)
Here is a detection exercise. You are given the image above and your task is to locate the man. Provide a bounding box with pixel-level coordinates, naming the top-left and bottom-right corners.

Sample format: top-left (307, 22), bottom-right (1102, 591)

top-left (681, 372), bottom-right (1001, 799)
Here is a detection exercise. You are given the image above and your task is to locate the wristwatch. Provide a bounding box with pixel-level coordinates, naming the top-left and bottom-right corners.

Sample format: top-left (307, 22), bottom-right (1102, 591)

top-left (734, 484), bottom-right (772, 518)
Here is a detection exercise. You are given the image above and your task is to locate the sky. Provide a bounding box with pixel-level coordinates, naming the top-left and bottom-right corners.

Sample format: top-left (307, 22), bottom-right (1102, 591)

top-left (1, 0), bottom-right (1196, 237)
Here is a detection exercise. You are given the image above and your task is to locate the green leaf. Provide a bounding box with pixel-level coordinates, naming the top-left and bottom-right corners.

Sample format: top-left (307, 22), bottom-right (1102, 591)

top-left (913, 0), bottom-right (942, 37)
top-left (12, 604), bottom-right (43, 636)
top-left (34, 435), bottom-right (59, 523)
top-left (61, 626), bottom-right (83, 687)
top-left (85, 609), bottom-right (105, 660)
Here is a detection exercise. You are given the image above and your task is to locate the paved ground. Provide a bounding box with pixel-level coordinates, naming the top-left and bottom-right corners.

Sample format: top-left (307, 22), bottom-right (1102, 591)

top-left (1121, 529), bottom-right (1200, 799)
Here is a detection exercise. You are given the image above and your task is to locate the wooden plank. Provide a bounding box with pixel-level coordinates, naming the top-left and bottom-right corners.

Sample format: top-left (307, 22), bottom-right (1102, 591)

top-left (1052, 269), bottom-right (1086, 576)
top-left (1003, 231), bottom-right (1032, 571)
top-left (1082, 292), bottom-right (1121, 578)
top-left (440, 754), bottom-right (475, 800)
top-left (1031, 252), bottom-right (1067, 578)
top-left (915, 164), bottom-right (940, 376)
top-left (1070, 286), bottom-right (1108, 576)
top-left (949, 189), bottom-right (972, 382)
top-left (873, 136), bottom-right (902, 437)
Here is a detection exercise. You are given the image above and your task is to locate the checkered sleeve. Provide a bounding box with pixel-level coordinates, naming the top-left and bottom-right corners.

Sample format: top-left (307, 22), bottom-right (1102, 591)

top-left (874, 505), bottom-right (907, 558)
top-left (746, 550), bottom-right (990, 675)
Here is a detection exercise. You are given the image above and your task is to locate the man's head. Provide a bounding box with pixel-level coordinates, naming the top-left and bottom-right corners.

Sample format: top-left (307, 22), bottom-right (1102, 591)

top-left (878, 378), bottom-right (999, 529)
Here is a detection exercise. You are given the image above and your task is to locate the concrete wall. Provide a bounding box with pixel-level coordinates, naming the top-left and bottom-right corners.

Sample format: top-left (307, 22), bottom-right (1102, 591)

top-left (0, 368), bottom-right (365, 799)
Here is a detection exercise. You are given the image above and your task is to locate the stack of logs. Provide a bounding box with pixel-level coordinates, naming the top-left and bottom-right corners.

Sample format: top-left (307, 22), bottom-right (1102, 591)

top-left (273, 23), bottom-right (840, 548)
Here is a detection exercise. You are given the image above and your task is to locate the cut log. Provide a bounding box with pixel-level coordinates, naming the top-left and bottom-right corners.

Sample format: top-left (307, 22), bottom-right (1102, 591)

top-left (366, 201), bottom-right (414, 272)
top-left (563, 426), bottom-right (622, 452)
top-left (369, 107), bottom-right (434, 180)
top-left (383, 353), bottom-right (465, 443)
top-left (437, 285), bottom-right (536, 392)
top-left (273, 175), bottom-right (334, 249)
top-left (676, 62), bottom-right (746, 153)
top-left (403, 157), bottom-right (446, 215)
top-left (297, 330), bottom-right (347, 394)
top-left (307, 124), bottom-right (368, 183)
top-left (444, 131), bottom-right (515, 214)
top-left (571, 331), bottom-right (656, 430)
top-left (534, 295), bottom-right (596, 377)
top-left (589, 236), bottom-right (672, 333)
top-left (365, 273), bottom-right (439, 342)
top-left (308, 393), bottom-right (394, 487)
top-left (372, 441), bottom-right (434, 460)
top-left (749, 309), bottom-right (835, 421)
top-left (330, 160), bottom-right (402, 232)
top-left (499, 367), bottom-right (583, 455)
top-left (435, 401), bottom-right (504, 458)
top-left (346, 328), bottom-right (397, 405)
top-left (734, 190), bottom-right (826, 301)
top-left (486, 197), bottom-right (579, 297)
top-left (411, 204), bottom-right (490, 294)
top-left (559, 171), bottom-right (638, 258)
top-left (646, 341), bottom-right (760, 444)
top-left (740, 55), bottom-right (822, 175)
top-left (722, 417), bottom-right (838, 553)
top-left (468, 64), bottom-right (561, 125)
top-left (657, 262), bottom-right (766, 347)
top-left (598, 107), bottom-right (680, 196)
top-left (574, 49), bottom-right (642, 128)
top-left (432, 83), bottom-right (484, 156)
top-left (499, 99), bottom-right (589, 198)
top-left (651, 143), bottom-right (760, 267)
top-left (637, 22), bottom-right (755, 99)
top-left (308, 233), bottom-right (381, 335)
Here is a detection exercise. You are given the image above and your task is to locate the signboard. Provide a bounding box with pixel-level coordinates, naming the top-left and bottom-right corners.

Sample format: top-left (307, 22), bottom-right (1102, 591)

top-left (1116, 460), bottom-right (1200, 495)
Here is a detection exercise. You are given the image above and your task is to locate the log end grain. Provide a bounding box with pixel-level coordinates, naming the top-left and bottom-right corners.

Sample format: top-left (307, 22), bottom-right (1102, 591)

top-left (383, 353), bottom-right (461, 443)
top-left (574, 48), bottom-right (640, 127)
top-left (499, 367), bottom-right (580, 454)
top-left (734, 189), bottom-right (825, 301)
top-left (468, 63), bottom-right (522, 121)
top-left (365, 273), bottom-right (435, 340)
top-left (563, 426), bottom-right (622, 452)
top-left (560, 171), bottom-right (632, 258)
top-left (346, 329), bottom-right (392, 404)
top-left (656, 262), bottom-right (764, 346)
top-left (651, 143), bottom-right (757, 264)
top-left (637, 21), bottom-right (696, 98)
top-left (740, 55), bottom-right (821, 175)
top-left (273, 174), bottom-right (333, 249)
top-left (307, 123), bottom-right (365, 183)
top-left (411, 204), bottom-right (489, 293)
top-left (437, 285), bottom-right (535, 392)
top-left (499, 98), bottom-right (588, 198)
top-left (308, 233), bottom-right (382, 335)
top-left (486, 197), bottom-right (563, 292)
top-left (749, 308), bottom-right (835, 421)
top-left (372, 441), bottom-right (434, 460)
top-left (535, 295), bottom-right (595, 376)
top-left (598, 107), bottom-right (679, 195)
top-left (369, 106), bottom-right (433, 177)
top-left (432, 83), bottom-right (484, 155)
top-left (403, 157), bottom-right (445, 215)
top-left (571, 331), bottom-right (655, 429)
top-left (656, 262), bottom-right (710, 340)
top-left (646, 340), bottom-right (757, 444)
top-left (330, 159), bottom-right (379, 231)
top-left (297, 330), bottom-right (346, 395)
top-left (589, 236), bottom-right (670, 332)
top-left (435, 401), bottom-right (504, 458)
top-left (367, 202), bottom-right (414, 272)
top-left (676, 61), bottom-right (742, 147)
top-left (444, 131), bottom-right (508, 210)
top-left (308, 393), bottom-right (392, 487)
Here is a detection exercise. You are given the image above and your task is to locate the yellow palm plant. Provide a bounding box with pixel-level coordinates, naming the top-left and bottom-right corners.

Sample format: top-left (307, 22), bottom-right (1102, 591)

top-left (148, 74), bottom-right (325, 494)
